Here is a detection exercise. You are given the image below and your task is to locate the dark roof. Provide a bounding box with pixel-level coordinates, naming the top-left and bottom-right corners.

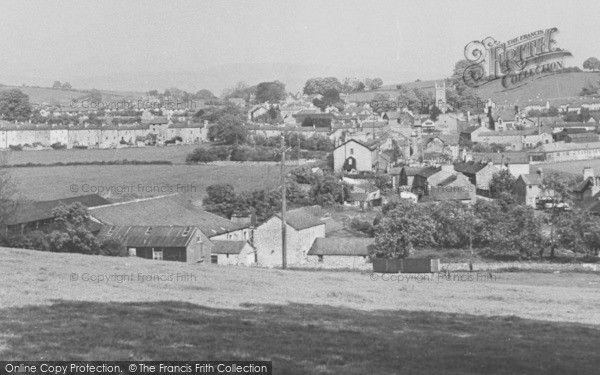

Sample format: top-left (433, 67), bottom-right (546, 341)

top-left (6, 194), bottom-right (110, 225)
top-left (454, 162), bottom-right (488, 175)
top-left (519, 173), bottom-right (543, 185)
top-left (211, 240), bottom-right (249, 254)
top-left (307, 237), bottom-right (373, 256)
top-left (333, 138), bottom-right (377, 151)
top-left (462, 126), bottom-right (482, 134)
top-left (89, 195), bottom-right (245, 237)
top-left (275, 207), bottom-right (324, 231)
top-left (142, 117), bottom-right (169, 125)
top-left (415, 166), bottom-right (442, 178)
top-left (96, 225), bottom-right (196, 247)
top-left (402, 166), bottom-right (428, 176)
top-left (422, 188), bottom-right (472, 202)
top-left (572, 178), bottom-right (594, 194)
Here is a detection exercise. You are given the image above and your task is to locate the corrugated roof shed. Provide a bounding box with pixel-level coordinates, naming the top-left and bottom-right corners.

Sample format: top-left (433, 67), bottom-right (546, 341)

top-left (6, 194), bottom-right (110, 225)
top-left (97, 225), bottom-right (196, 247)
top-left (89, 195), bottom-right (245, 237)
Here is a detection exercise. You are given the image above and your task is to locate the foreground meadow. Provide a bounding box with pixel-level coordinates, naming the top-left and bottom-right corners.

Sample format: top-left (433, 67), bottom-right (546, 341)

top-left (1, 247), bottom-right (599, 374)
top-left (8, 163), bottom-right (285, 201)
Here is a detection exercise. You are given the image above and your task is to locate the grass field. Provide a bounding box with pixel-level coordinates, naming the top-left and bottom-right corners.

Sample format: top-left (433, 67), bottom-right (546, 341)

top-left (0, 247), bottom-right (599, 373)
top-left (1, 145), bottom-right (201, 166)
top-left (532, 158), bottom-right (600, 177)
top-left (0, 85), bottom-right (143, 105)
top-left (8, 163), bottom-right (287, 202)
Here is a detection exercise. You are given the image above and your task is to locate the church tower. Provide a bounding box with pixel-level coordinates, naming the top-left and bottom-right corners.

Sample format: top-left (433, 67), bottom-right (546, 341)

top-left (435, 82), bottom-right (447, 114)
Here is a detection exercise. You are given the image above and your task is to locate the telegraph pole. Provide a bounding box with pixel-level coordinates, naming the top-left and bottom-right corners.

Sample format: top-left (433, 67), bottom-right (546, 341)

top-left (276, 134), bottom-right (291, 269)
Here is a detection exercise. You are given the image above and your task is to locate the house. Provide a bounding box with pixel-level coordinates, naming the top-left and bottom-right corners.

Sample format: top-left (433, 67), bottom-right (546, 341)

top-left (5, 194), bottom-right (110, 234)
top-left (96, 225), bottom-right (204, 262)
top-left (513, 171), bottom-right (544, 207)
top-left (572, 167), bottom-right (600, 203)
top-left (392, 166), bottom-right (426, 189)
top-left (422, 134), bottom-right (460, 161)
top-left (346, 189), bottom-right (381, 210)
top-left (453, 162), bottom-right (500, 191)
top-left (333, 139), bottom-right (381, 172)
top-left (306, 237), bottom-right (373, 268)
top-left (412, 166), bottom-right (444, 196)
top-left (470, 152), bottom-right (530, 178)
top-left (210, 240), bottom-right (255, 266)
top-left (420, 187), bottom-right (474, 203)
top-left (254, 207), bottom-right (325, 267)
top-left (89, 195), bottom-right (252, 262)
top-left (540, 141), bottom-right (600, 162)
top-left (459, 125), bottom-right (485, 143)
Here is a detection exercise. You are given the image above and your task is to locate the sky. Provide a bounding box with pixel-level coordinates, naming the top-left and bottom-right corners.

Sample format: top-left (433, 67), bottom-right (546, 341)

top-left (0, 0), bottom-right (599, 94)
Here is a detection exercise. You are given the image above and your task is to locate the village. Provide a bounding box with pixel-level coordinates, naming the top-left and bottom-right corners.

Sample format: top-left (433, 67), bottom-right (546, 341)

top-left (3, 74), bottom-right (600, 270)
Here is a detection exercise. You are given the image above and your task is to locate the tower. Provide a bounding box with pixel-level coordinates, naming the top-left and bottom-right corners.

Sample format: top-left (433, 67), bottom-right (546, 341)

top-left (435, 82), bottom-right (447, 114)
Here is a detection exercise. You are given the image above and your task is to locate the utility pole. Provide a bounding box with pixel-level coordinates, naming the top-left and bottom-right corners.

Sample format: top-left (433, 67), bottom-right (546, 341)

top-left (276, 134), bottom-right (291, 269)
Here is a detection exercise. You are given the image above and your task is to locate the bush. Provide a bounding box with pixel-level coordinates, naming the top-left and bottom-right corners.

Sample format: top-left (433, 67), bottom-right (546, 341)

top-left (186, 148), bottom-right (217, 163)
top-left (51, 142), bottom-right (66, 150)
top-left (8, 144), bottom-right (22, 151)
top-left (99, 239), bottom-right (127, 257)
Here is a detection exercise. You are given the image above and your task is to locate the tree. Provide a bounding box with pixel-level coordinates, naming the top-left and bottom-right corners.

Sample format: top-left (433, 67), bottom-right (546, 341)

top-left (489, 169), bottom-right (516, 198)
top-left (211, 114), bottom-right (247, 144)
top-left (583, 57), bottom-right (600, 72)
top-left (0, 163), bottom-right (18, 235)
top-left (61, 82), bottom-right (72, 91)
top-left (556, 210), bottom-right (600, 256)
top-left (0, 89), bottom-right (32, 121)
top-left (99, 238), bottom-right (127, 257)
top-left (427, 201), bottom-right (470, 248)
top-left (52, 81), bottom-right (62, 90)
top-left (540, 171), bottom-right (576, 258)
top-left (88, 89), bottom-right (102, 102)
top-left (255, 81), bottom-right (286, 103)
top-left (370, 78), bottom-right (383, 90)
top-left (373, 201), bottom-right (436, 259)
top-left (186, 148), bottom-right (217, 163)
top-left (303, 77), bottom-right (343, 95)
top-left (430, 105), bottom-right (441, 121)
top-left (308, 175), bottom-right (350, 206)
top-left (202, 184), bottom-right (239, 218)
top-left (46, 203), bottom-right (100, 254)
top-left (495, 205), bottom-right (543, 259)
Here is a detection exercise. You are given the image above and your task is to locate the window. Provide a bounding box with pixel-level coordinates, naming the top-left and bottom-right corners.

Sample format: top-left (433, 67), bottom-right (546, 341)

top-left (152, 249), bottom-right (163, 260)
top-left (196, 236), bottom-right (202, 244)
top-left (350, 148), bottom-right (354, 155)
top-left (211, 255), bottom-right (218, 264)
top-left (128, 248), bottom-right (136, 257)
top-left (145, 226), bottom-right (152, 235)
top-left (107, 226), bottom-right (116, 236)
top-left (318, 255), bottom-right (323, 263)
top-left (182, 226), bottom-right (192, 236)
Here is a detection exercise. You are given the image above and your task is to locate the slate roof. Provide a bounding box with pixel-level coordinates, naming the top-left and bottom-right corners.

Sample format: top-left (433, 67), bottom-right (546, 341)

top-left (425, 188), bottom-right (472, 202)
top-left (520, 173), bottom-right (543, 185)
top-left (462, 126), bottom-right (482, 134)
top-left (275, 207), bottom-right (324, 231)
top-left (453, 162), bottom-right (488, 175)
top-left (96, 225), bottom-right (196, 247)
top-left (142, 117), bottom-right (169, 125)
top-left (211, 240), bottom-right (249, 254)
top-left (307, 237), bottom-right (373, 256)
top-left (416, 166), bottom-right (442, 178)
top-left (6, 194), bottom-right (110, 225)
top-left (572, 178), bottom-right (594, 194)
top-left (89, 195), bottom-right (245, 237)
top-left (541, 141), bottom-right (600, 152)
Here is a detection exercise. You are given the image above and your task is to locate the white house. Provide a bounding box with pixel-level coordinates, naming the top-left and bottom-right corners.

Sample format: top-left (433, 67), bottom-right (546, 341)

top-left (333, 139), bottom-right (379, 172)
top-left (211, 240), bottom-right (255, 266)
top-left (254, 208), bottom-right (325, 267)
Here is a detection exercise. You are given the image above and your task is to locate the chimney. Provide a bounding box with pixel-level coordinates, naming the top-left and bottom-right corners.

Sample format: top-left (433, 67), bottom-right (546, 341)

top-left (583, 167), bottom-right (594, 181)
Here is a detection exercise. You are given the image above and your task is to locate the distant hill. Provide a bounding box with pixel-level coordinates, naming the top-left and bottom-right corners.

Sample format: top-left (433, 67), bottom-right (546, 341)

top-left (0, 85), bottom-right (145, 106)
top-left (475, 71), bottom-right (600, 105)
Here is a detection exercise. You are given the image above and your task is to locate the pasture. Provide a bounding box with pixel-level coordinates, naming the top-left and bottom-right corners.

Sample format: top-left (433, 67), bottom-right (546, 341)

top-left (0, 247), bottom-right (599, 373)
top-left (7, 163), bottom-right (285, 202)
top-left (1, 144), bottom-right (201, 165)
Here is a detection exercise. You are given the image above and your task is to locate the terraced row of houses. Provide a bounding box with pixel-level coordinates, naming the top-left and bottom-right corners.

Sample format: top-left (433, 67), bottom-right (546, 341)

top-left (0, 118), bottom-right (208, 149)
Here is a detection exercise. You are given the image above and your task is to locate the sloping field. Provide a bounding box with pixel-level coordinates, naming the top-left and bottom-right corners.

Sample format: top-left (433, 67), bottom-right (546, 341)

top-left (0, 85), bottom-right (145, 105)
top-left (0, 247), bottom-right (599, 373)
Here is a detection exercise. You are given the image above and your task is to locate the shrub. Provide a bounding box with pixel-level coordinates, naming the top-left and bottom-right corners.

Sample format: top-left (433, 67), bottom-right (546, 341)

top-left (8, 144), bottom-right (22, 151)
top-left (51, 142), bottom-right (66, 150)
top-left (99, 239), bottom-right (127, 257)
top-left (186, 148), bottom-right (217, 163)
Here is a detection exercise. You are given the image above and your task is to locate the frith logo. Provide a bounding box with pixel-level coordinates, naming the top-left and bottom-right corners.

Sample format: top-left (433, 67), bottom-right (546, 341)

top-left (462, 27), bottom-right (572, 90)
